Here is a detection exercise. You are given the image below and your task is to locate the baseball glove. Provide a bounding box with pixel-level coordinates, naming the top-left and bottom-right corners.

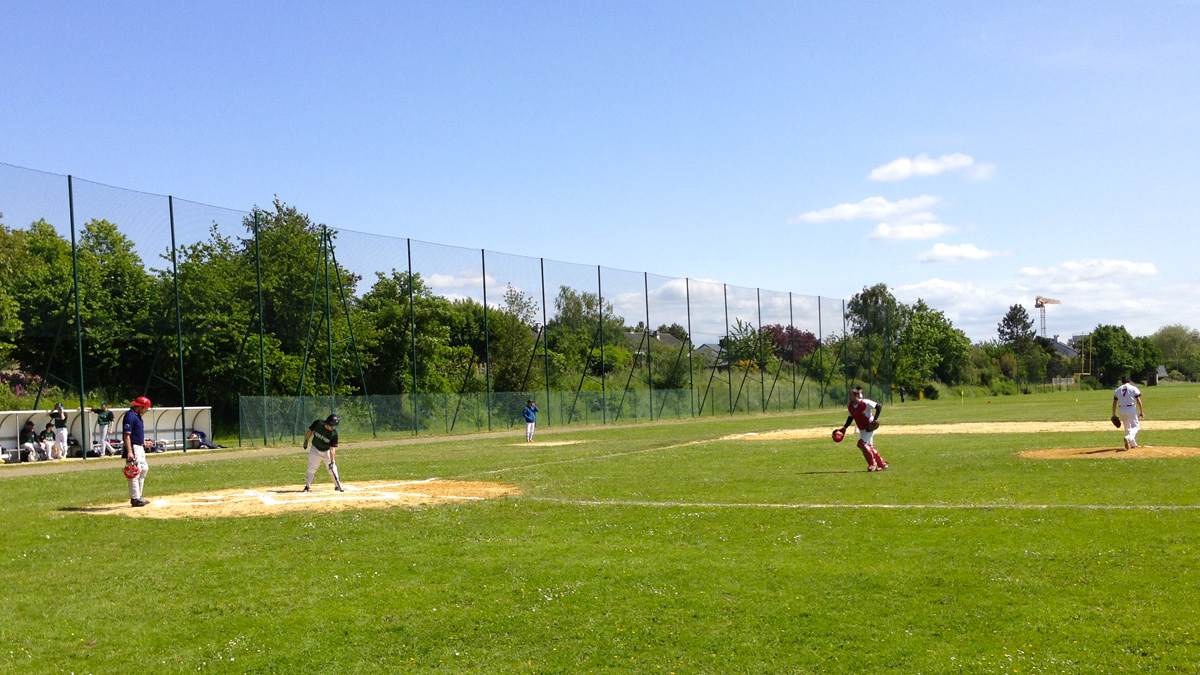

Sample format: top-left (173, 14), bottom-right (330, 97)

top-left (123, 463), bottom-right (140, 479)
top-left (867, 420), bottom-right (880, 432)
top-left (1110, 415), bottom-right (1121, 428)
top-left (831, 428), bottom-right (845, 443)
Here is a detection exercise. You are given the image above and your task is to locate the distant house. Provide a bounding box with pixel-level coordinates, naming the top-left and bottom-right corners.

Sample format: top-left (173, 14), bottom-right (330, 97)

top-left (623, 330), bottom-right (686, 364)
top-left (694, 343), bottom-right (724, 365)
top-left (1050, 335), bottom-right (1079, 359)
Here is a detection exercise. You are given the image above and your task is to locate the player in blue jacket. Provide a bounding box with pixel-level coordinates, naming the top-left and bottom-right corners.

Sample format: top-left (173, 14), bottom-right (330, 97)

top-left (522, 400), bottom-right (539, 443)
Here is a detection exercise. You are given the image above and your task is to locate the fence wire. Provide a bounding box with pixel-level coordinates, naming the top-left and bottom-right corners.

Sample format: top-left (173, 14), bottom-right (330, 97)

top-left (0, 162), bottom-right (892, 445)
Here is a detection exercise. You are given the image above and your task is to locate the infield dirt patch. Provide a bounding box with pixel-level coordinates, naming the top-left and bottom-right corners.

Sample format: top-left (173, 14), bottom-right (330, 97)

top-left (1018, 446), bottom-right (1200, 460)
top-left (84, 479), bottom-right (521, 519)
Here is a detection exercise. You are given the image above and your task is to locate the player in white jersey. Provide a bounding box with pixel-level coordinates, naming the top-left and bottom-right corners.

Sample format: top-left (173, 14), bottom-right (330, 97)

top-left (1111, 376), bottom-right (1145, 451)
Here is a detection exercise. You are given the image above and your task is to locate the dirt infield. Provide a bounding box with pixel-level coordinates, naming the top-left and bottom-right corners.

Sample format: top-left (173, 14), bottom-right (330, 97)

top-left (81, 479), bottom-right (521, 519)
top-left (1018, 446), bottom-right (1200, 460)
top-left (725, 420), bottom-right (1200, 441)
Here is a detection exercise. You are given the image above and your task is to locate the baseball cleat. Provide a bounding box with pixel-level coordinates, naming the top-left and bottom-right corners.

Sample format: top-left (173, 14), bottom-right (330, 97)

top-left (878, 462), bottom-right (889, 470)
top-left (867, 465), bottom-right (878, 472)
top-left (1121, 438), bottom-right (1130, 452)
top-left (131, 498), bottom-right (149, 507)
top-left (302, 486), bottom-right (311, 492)
top-left (335, 486), bottom-right (346, 492)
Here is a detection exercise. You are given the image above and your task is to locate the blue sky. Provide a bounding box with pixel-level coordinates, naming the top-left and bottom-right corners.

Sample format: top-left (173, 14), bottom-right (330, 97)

top-left (1, 1), bottom-right (1197, 341)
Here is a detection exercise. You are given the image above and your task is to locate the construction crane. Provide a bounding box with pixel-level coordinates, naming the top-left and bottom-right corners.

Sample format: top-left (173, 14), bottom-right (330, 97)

top-left (1034, 296), bottom-right (1061, 338)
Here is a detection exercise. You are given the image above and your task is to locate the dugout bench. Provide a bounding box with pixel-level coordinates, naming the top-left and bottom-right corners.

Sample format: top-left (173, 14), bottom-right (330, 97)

top-left (0, 406), bottom-right (212, 463)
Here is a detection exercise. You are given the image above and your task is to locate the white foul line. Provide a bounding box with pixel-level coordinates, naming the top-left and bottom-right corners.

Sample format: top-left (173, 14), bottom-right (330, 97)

top-left (523, 496), bottom-right (1200, 511)
top-left (465, 439), bottom-right (710, 478)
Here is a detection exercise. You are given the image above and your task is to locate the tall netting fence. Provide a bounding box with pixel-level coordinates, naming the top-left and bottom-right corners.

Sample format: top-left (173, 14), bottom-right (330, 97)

top-left (0, 162), bottom-right (893, 448)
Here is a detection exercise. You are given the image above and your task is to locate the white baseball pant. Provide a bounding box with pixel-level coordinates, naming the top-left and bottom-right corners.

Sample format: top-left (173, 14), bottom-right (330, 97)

top-left (306, 448), bottom-right (343, 489)
top-left (1118, 406), bottom-right (1140, 448)
top-left (127, 444), bottom-right (149, 500)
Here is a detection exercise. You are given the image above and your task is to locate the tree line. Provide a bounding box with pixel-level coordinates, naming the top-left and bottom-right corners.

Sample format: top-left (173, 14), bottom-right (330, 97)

top-left (0, 202), bottom-right (1190, 426)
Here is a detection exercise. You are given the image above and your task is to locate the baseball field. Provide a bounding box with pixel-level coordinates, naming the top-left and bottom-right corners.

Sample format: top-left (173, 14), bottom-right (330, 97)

top-left (4, 384), bottom-right (1199, 673)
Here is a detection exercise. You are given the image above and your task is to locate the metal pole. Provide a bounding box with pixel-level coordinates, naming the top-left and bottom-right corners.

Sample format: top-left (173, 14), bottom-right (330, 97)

top-left (817, 297), bottom-right (825, 408)
top-left (481, 249), bottom-right (491, 431)
top-left (842, 299), bottom-right (849, 395)
top-left (644, 272), bottom-right (653, 421)
top-left (540, 258), bottom-right (550, 426)
top-left (757, 288), bottom-right (765, 412)
top-left (407, 239), bottom-right (419, 435)
top-left (324, 226), bottom-right (334, 416)
top-left (686, 278), bottom-right (694, 418)
top-left (254, 210), bottom-right (266, 446)
top-left (723, 284), bottom-right (731, 414)
top-left (598, 265), bottom-right (606, 425)
top-left (67, 176), bottom-right (89, 459)
top-left (168, 197), bottom-right (187, 451)
top-left (789, 292), bottom-right (796, 409)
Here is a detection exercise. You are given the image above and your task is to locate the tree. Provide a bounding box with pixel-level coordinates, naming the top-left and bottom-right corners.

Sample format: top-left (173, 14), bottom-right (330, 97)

top-left (762, 324), bottom-right (819, 363)
top-left (997, 304), bottom-right (1035, 346)
top-left (657, 323), bottom-right (688, 342)
top-left (1150, 324), bottom-right (1200, 380)
top-left (1089, 324), bottom-right (1140, 386)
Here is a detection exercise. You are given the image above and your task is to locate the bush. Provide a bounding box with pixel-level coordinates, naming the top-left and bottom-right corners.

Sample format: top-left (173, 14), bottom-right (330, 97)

top-left (922, 384), bottom-right (939, 400)
top-left (989, 379), bottom-right (1019, 396)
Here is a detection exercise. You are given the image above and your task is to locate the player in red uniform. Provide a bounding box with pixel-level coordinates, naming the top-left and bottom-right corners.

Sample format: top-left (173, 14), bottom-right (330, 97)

top-left (837, 386), bottom-right (888, 471)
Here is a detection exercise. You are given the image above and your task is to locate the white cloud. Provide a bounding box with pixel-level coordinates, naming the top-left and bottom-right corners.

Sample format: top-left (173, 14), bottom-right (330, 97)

top-left (869, 153), bottom-right (996, 182)
top-left (1018, 259), bottom-right (1156, 284)
top-left (870, 222), bottom-right (958, 241)
top-left (917, 243), bottom-right (1006, 263)
top-left (790, 195), bottom-right (941, 224)
top-left (894, 257), bottom-right (1178, 342)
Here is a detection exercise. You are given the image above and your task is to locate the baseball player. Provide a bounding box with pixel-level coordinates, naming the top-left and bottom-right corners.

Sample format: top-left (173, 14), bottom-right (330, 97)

top-left (92, 401), bottom-right (115, 456)
top-left (123, 396), bottom-right (153, 507)
top-left (18, 420), bottom-right (42, 462)
top-left (522, 399), bottom-right (539, 442)
top-left (837, 385), bottom-right (889, 471)
top-left (1112, 376), bottom-right (1145, 451)
top-left (49, 403), bottom-right (69, 460)
top-left (303, 414), bottom-right (345, 492)
top-left (39, 422), bottom-right (57, 461)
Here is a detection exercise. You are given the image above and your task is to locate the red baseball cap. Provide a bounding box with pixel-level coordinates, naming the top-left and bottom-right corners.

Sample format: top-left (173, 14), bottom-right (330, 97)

top-left (132, 396), bottom-right (153, 408)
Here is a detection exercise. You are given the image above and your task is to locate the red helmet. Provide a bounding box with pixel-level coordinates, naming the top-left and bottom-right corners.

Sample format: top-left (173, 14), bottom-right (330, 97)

top-left (832, 429), bottom-right (845, 443)
top-left (132, 396), bottom-right (152, 408)
top-left (123, 463), bottom-right (141, 479)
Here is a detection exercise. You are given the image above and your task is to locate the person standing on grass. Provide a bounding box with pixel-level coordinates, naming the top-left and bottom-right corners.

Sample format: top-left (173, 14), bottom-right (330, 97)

top-left (836, 385), bottom-right (888, 472)
top-left (92, 401), bottom-right (115, 456)
top-left (523, 399), bottom-right (539, 443)
top-left (1112, 376), bottom-right (1145, 451)
top-left (123, 396), bottom-right (153, 507)
top-left (49, 402), bottom-right (69, 459)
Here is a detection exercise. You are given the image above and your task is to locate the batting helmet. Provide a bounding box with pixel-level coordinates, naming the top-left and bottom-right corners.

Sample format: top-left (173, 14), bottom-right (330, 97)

top-left (123, 463), bottom-right (140, 479)
top-left (325, 414), bottom-right (340, 426)
top-left (132, 396), bottom-right (152, 408)
top-left (832, 429), bottom-right (845, 443)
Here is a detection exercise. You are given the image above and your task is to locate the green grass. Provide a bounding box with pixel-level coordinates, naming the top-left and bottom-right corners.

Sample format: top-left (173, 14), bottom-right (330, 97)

top-left (3, 384), bottom-right (1199, 673)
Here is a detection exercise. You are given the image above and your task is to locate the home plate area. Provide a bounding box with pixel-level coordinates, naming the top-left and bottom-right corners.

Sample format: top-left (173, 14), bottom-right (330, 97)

top-left (92, 479), bottom-right (521, 519)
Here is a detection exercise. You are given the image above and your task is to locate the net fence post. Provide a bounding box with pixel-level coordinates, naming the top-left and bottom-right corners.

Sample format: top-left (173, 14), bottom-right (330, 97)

top-left (408, 238), bottom-right (418, 435)
top-left (254, 210), bottom-right (266, 446)
top-left (169, 196), bottom-right (187, 452)
top-left (482, 249), bottom-right (492, 431)
top-left (724, 283), bottom-right (731, 415)
top-left (644, 271), bottom-right (653, 421)
top-left (598, 265), bottom-right (606, 425)
top-left (685, 278), bottom-right (694, 418)
top-left (540, 257), bottom-right (550, 427)
top-left (68, 175), bottom-right (89, 458)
